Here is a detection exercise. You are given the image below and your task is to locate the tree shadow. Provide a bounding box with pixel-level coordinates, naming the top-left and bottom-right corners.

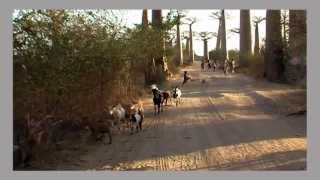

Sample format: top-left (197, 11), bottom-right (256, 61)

top-left (192, 150), bottom-right (306, 170)
top-left (95, 112), bottom-right (306, 170)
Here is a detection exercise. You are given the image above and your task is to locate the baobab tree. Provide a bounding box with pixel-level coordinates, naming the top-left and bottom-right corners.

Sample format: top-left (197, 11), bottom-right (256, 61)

top-left (151, 9), bottom-right (168, 83)
top-left (221, 10), bottom-right (227, 60)
top-left (265, 10), bottom-right (284, 82)
top-left (168, 10), bottom-right (188, 66)
top-left (240, 10), bottom-right (252, 67)
top-left (142, 9), bottom-right (148, 27)
top-left (182, 32), bottom-right (190, 58)
top-left (252, 16), bottom-right (266, 56)
top-left (185, 17), bottom-right (196, 64)
top-left (281, 10), bottom-right (289, 50)
top-left (198, 32), bottom-right (214, 61)
top-left (210, 11), bottom-right (222, 50)
top-left (210, 10), bottom-right (227, 60)
top-left (286, 10), bottom-right (306, 84)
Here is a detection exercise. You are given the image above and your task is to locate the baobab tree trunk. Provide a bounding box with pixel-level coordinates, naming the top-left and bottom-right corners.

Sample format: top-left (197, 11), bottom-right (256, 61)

top-left (286, 10), bottom-right (306, 85)
top-left (189, 24), bottom-right (194, 64)
top-left (176, 20), bottom-right (184, 66)
top-left (254, 23), bottom-right (260, 56)
top-left (142, 9), bottom-right (153, 84)
top-left (186, 37), bottom-right (190, 58)
top-left (150, 9), bottom-right (168, 84)
top-left (240, 10), bottom-right (252, 67)
top-left (152, 10), bottom-right (162, 28)
top-left (282, 11), bottom-right (288, 50)
top-left (203, 39), bottom-right (209, 61)
top-left (265, 10), bottom-right (284, 82)
top-left (142, 9), bottom-right (148, 27)
top-left (221, 10), bottom-right (227, 60)
top-left (216, 19), bottom-right (221, 50)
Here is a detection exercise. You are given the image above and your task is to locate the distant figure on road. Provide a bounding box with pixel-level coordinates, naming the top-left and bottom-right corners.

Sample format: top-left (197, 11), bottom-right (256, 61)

top-left (224, 59), bottom-right (229, 75)
top-left (212, 59), bottom-right (217, 72)
top-left (231, 58), bottom-right (236, 73)
top-left (207, 61), bottom-right (212, 70)
top-left (201, 61), bottom-right (205, 71)
top-left (182, 71), bottom-right (192, 87)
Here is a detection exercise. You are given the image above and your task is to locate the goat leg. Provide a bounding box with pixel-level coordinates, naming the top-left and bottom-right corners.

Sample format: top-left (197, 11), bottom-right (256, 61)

top-left (139, 119), bottom-right (143, 131)
top-left (108, 132), bottom-right (112, 144)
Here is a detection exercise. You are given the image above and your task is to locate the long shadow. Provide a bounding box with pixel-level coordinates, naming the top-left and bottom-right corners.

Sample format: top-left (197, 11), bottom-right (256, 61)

top-left (92, 85), bottom-right (307, 169)
top-left (89, 75), bottom-right (307, 169)
top-left (96, 113), bottom-right (306, 169)
top-left (30, 69), bottom-right (306, 170)
top-left (192, 150), bottom-right (306, 170)
top-left (158, 103), bottom-right (261, 117)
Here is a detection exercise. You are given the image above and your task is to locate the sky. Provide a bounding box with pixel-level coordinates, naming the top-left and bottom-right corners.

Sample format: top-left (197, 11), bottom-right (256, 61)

top-left (120, 9), bottom-right (266, 56)
top-left (13, 9), bottom-right (267, 57)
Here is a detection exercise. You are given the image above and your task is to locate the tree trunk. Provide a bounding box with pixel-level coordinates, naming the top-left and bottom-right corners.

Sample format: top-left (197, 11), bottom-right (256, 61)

top-left (265, 10), bottom-right (284, 82)
top-left (216, 19), bottom-right (221, 50)
top-left (189, 24), bottom-right (194, 64)
top-left (149, 9), bottom-right (167, 84)
top-left (240, 10), bottom-right (252, 67)
top-left (99, 68), bottom-right (105, 112)
top-left (142, 9), bottom-right (148, 27)
top-left (152, 10), bottom-right (162, 28)
top-left (176, 19), bottom-right (183, 66)
top-left (221, 10), bottom-right (227, 60)
top-left (203, 39), bottom-right (209, 61)
top-left (282, 12), bottom-right (288, 49)
top-left (186, 38), bottom-right (190, 59)
top-left (254, 23), bottom-right (260, 56)
top-left (286, 10), bottom-right (307, 85)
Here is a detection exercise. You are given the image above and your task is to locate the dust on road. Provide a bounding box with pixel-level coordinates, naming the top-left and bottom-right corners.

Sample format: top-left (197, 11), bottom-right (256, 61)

top-left (30, 62), bottom-right (306, 170)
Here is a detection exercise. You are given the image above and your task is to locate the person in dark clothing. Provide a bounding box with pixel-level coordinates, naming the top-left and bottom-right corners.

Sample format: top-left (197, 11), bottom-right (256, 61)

top-left (208, 61), bottom-right (212, 69)
top-left (212, 59), bottom-right (216, 72)
top-left (182, 71), bottom-right (191, 86)
top-left (201, 61), bottom-right (205, 71)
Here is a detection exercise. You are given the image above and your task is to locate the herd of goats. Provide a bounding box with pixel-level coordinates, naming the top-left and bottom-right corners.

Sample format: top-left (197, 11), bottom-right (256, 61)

top-left (14, 80), bottom-right (184, 168)
top-left (14, 62), bottom-right (229, 168)
top-left (13, 57), bottom-right (238, 168)
top-left (91, 83), bottom-right (183, 145)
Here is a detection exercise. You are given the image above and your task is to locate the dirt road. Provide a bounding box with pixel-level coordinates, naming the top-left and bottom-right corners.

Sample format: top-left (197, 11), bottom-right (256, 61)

top-left (32, 62), bottom-right (306, 170)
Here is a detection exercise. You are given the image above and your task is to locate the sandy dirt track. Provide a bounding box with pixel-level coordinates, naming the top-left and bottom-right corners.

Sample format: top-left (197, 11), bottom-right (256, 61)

top-left (30, 62), bottom-right (306, 171)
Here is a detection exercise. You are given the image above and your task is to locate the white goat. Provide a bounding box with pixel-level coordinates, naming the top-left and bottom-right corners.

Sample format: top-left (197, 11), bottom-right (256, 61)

top-left (128, 102), bottom-right (144, 133)
top-left (109, 104), bottom-right (126, 132)
top-left (172, 87), bottom-right (182, 106)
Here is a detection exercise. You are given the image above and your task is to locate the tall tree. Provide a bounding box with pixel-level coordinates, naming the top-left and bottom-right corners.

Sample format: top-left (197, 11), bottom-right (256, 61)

top-left (281, 10), bottom-right (289, 50)
top-left (150, 9), bottom-right (168, 84)
top-left (286, 10), bottom-right (306, 84)
top-left (252, 16), bottom-right (266, 56)
top-left (176, 15), bottom-right (183, 66)
top-left (265, 10), bottom-right (284, 81)
top-left (142, 9), bottom-right (148, 27)
top-left (216, 20), bottom-right (222, 50)
top-left (210, 11), bottom-right (223, 51)
top-left (186, 17), bottom-right (196, 64)
top-left (173, 10), bottom-right (187, 66)
top-left (220, 10), bottom-right (227, 60)
top-left (183, 34), bottom-right (190, 57)
top-left (152, 10), bottom-right (162, 28)
top-left (198, 32), bottom-right (213, 61)
top-left (240, 10), bottom-right (252, 66)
